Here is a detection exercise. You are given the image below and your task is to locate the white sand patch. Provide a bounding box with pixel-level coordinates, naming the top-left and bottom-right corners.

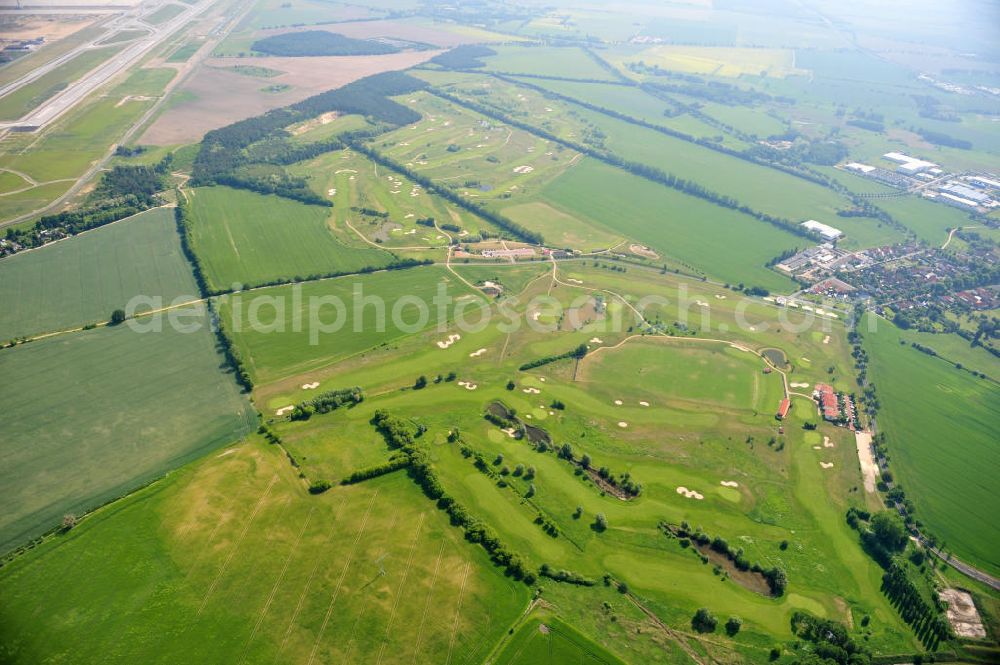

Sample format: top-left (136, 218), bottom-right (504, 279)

top-left (349, 175), bottom-right (355, 180)
top-left (301, 382), bottom-right (320, 390)
top-left (405, 213), bottom-right (414, 219)
top-left (749, 326), bottom-right (756, 332)
top-left (614, 399), bottom-right (623, 405)
top-left (823, 436), bottom-right (834, 448)
top-left (802, 305), bottom-right (814, 312)
top-left (820, 462), bottom-right (834, 469)
top-left (589, 337), bottom-right (604, 343)
top-left (639, 401), bottom-right (650, 407)
top-left (695, 300), bottom-right (709, 307)
top-left (538, 377), bottom-right (546, 382)
top-left (217, 449), bottom-right (236, 458)
top-left (523, 387), bottom-right (541, 394)
top-left (790, 382), bottom-right (810, 388)
top-left (276, 405), bottom-right (294, 416)
top-left (676, 486), bottom-right (704, 500)
top-left (532, 311), bottom-right (541, 321)
top-left (822, 335), bottom-right (830, 344)
top-left (334, 169), bottom-right (357, 174)
top-left (715, 294), bottom-right (727, 299)
top-left (813, 446), bottom-right (822, 450)
top-left (855, 431), bottom-right (878, 493)
top-left (526, 414), bottom-right (533, 419)
top-left (469, 348), bottom-right (488, 357)
top-left (327, 188), bottom-right (337, 196)
top-left (720, 481), bottom-right (739, 488)
top-left (456, 381), bottom-right (478, 391)
top-left (566, 278), bottom-right (583, 284)
top-left (801, 357), bottom-right (811, 362)
top-left (513, 165), bottom-right (535, 174)
top-left (617, 421), bottom-right (628, 428)
top-left (436, 334), bottom-right (461, 349)
top-left (405, 229), bottom-right (416, 235)
top-left (502, 428), bottom-right (517, 438)
top-left (548, 411), bottom-right (555, 415)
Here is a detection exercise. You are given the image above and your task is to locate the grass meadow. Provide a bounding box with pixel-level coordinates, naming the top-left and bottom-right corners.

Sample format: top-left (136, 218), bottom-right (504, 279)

top-left (0, 322), bottom-right (254, 554)
top-left (0, 208), bottom-right (199, 340)
top-left (186, 186), bottom-right (392, 290)
top-left (539, 160), bottom-right (799, 291)
top-left (481, 45), bottom-right (621, 81)
top-left (0, 440), bottom-right (528, 664)
top-left (862, 314), bottom-right (1000, 576)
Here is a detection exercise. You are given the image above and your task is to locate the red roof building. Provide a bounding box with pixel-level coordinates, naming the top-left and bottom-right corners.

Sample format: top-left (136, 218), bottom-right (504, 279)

top-left (776, 398), bottom-right (791, 420)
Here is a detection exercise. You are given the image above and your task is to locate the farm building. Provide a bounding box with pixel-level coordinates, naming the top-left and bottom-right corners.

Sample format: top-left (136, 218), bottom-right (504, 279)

top-left (776, 398), bottom-right (790, 420)
top-left (800, 220), bottom-right (843, 241)
top-left (481, 248), bottom-right (536, 259)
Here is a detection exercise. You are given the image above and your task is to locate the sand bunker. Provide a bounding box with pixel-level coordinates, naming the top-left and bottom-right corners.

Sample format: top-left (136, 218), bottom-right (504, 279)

top-left (437, 334), bottom-right (461, 349)
top-left (502, 428), bottom-right (517, 438)
top-left (276, 405), bottom-right (294, 416)
top-left (538, 377), bottom-right (546, 382)
top-left (822, 335), bottom-right (830, 344)
top-left (512, 165), bottom-right (534, 174)
top-left (676, 486), bottom-right (704, 500)
top-left (469, 348), bottom-right (488, 357)
top-left (720, 480), bottom-right (739, 487)
top-left (523, 387), bottom-right (541, 394)
top-left (790, 382), bottom-right (809, 388)
top-left (301, 382), bottom-right (320, 390)
top-left (614, 399), bottom-right (623, 405)
top-left (695, 300), bottom-right (709, 307)
top-left (567, 278), bottom-right (584, 284)
top-left (823, 436), bottom-right (833, 448)
top-left (617, 421), bottom-right (628, 428)
top-left (589, 337), bottom-right (604, 343)
top-left (639, 401), bottom-right (650, 407)
top-left (820, 462), bottom-right (834, 469)
top-left (456, 381), bottom-right (478, 391)
top-left (327, 188), bottom-right (337, 196)
top-left (715, 294), bottom-right (726, 299)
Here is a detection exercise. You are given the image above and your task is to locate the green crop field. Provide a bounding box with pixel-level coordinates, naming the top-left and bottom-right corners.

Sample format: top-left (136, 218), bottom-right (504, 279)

top-left (482, 45), bottom-right (620, 81)
top-left (2, 8), bottom-right (998, 661)
top-left (0, 208), bottom-right (199, 341)
top-left (0, 441), bottom-right (528, 664)
top-left (220, 265), bottom-right (483, 385)
top-left (185, 186), bottom-right (393, 291)
top-left (539, 160), bottom-right (799, 291)
top-left (0, 322), bottom-right (253, 554)
top-left (862, 314), bottom-right (1000, 576)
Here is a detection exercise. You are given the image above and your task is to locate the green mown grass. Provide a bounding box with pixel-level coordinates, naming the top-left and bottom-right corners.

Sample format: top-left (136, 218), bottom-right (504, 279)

top-left (482, 45), bottom-right (621, 81)
top-left (0, 208), bottom-right (199, 340)
top-left (494, 616), bottom-right (626, 664)
top-left (862, 314), bottom-right (1000, 576)
top-left (0, 322), bottom-right (254, 554)
top-left (0, 440), bottom-right (528, 664)
top-left (186, 186), bottom-right (393, 291)
top-left (221, 265), bottom-right (483, 384)
top-left (539, 160), bottom-right (799, 291)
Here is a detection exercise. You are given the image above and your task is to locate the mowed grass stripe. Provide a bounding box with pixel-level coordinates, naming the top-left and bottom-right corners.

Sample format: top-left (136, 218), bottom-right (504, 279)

top-left (187, 186), bottom-right (393, 291)
top-left (0, 207), bottom-right (200, 341)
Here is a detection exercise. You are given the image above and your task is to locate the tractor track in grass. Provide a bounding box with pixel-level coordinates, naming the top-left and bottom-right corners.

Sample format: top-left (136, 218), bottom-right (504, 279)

top-left (306, 489), bottom-right (380, 665)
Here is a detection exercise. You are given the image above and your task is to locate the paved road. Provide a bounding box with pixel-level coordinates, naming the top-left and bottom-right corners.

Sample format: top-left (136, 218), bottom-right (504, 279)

top-left (0, 0), bottom-right (218, 132)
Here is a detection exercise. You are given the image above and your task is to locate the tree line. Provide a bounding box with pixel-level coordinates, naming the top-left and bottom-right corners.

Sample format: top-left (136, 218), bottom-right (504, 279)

top-left (370, 410), bottom-right (534, 583)
top-left (518, 343), bottom-right (588, 370)
top-left (289, 386), bottom-right (364, 420)
top-left (430, 87), bottom-right (816, 241)
top-left (343, 138), bottom-right (544, 244)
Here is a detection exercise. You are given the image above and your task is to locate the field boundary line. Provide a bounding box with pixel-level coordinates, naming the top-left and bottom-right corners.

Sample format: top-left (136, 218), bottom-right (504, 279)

top-left (306, 488), bottom-right (380, 665)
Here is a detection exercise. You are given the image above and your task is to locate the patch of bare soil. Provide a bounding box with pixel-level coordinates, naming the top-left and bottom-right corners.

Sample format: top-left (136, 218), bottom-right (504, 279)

top-left (140, 50), bottom-right (439, 145)
top-left (940, 588), bottom-right (987, 639)
top-left (0, 15), bottom-right (96, 42)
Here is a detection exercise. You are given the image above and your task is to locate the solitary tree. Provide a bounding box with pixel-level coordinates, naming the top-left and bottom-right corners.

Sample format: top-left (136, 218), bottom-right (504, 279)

top-left (580, 453), bottom-right (592, 469)
top-left (725, 616), bottom-right (742, 636)
top-left (692, 608), bottom-right (717, 633)
top-left (871, 510), bottom-right (908, 551)
top-left (594, 513), bottom-right (608, 532)
top-left (573, 505), bottom-right (583, 519)
top-left (110, 308), bottom-right (126, 325)
top-left (414, 375), bottom-right (428, 389)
